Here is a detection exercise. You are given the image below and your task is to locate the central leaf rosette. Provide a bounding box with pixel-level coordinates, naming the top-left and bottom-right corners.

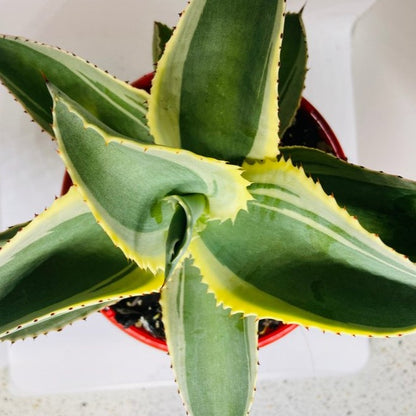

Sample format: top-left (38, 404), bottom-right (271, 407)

top-left (50, 85), bottom-right (252, 274)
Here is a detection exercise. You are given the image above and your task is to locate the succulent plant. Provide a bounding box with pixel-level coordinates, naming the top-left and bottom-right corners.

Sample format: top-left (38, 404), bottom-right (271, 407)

top-left (1, 1), bottom-right (416, 415)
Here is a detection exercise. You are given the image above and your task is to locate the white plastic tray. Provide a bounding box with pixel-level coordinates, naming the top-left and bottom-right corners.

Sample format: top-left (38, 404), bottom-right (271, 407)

top-left (7, 314), bottom-right (369, 395)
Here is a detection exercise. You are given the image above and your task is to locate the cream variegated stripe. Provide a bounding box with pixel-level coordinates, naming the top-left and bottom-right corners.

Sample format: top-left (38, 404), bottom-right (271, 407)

top-left (252, 199), bottom-right (414, 277)
top-left (0, 35), bottom-right (149, 141)
top-left (0, 71), bottom-right (47, 119)
top-left (190, 226), bottom-right (416, 336)
top-left (0, 190), bottom-right (87, 270)
top-left (50, 86), bottom-right (251, 273)
top-left (0, 188), bottom-right (164, 341)
top-left (152, 22), bottom-right (174, 66)
top-left (149, 0), bottom-right (206, 149)
top-left (76, 71), bottom-right (148, 124)
top-left (1, 303), bottom-right (113, 342)
top-left (0, 222), bottom-right (29, 248)
top-left (149, 0), bottom-right (285, 163)
top-left (189, 236), bottom-right (363, 333)
top-left (248, 0), bottom-right (285, 159)
top-left (278, 13), bottom-right (308, 136)
top-left (280, 146), bottom-right (416, 261)
top-left (189, 159), bottom-right (416, 336)
top-left (0, 190), bottom-right (87, 302)
top-left (161, 258), bottom-right (257, 416)
top-left (1, 260), bottom-right (161, 341)
top-left (245, 159), bottom-right (415, 274)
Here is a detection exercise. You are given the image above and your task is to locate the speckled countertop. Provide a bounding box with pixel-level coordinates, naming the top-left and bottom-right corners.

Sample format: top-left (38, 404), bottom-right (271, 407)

top-left (1, 334), bottom-right (415, 416)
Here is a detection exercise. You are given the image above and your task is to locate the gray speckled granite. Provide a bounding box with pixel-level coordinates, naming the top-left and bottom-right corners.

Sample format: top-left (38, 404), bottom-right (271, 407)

top-left (1, 334), bottom-right (416, 415)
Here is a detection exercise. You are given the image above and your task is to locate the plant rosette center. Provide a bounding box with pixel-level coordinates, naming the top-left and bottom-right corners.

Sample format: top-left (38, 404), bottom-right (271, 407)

top-left (67, 72), bottom-right (345, 352)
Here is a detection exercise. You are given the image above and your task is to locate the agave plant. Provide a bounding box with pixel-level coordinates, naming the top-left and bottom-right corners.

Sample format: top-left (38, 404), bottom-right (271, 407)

top-left (1, 1), bottom-right (416, 415)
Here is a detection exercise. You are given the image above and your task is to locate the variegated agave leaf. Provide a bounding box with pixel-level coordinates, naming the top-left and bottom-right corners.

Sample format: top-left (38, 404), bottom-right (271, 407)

top-left (0, 188), bottom-right (163, 342)
top-left (152, 22), bottom-right (174, 68)
top-left (161, 258), bottom-right (257, 416)
top-left (49, 84), bottom-right (251, 273)
top-left (190, 158), bottom-right (416, 336)
top-left (150, 10), bottom-right (307, 142)
top-left (281, 146), bottom-right (416, 261)
top-left (148, 0), bottom-right (285, 163)
top-left (278, 12), bottom-right (308, 137)
top-left (159, 159), bottom-right (258, 416)
top-left (0, 222), bottom-right (29, 248)
top-left (0, 35), bottom-right (150, 142)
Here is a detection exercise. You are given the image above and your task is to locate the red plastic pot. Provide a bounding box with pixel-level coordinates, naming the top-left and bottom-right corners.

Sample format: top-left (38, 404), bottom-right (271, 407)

top-left (62, 73), bottom-right (345, 352)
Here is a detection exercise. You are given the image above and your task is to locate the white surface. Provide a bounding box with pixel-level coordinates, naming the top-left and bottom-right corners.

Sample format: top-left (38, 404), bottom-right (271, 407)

top-left (0, 335), bottom-right (414, 415)
top-left (0, 0), bottom-right (376, 397)
top-left (7, 316), bottom-right (368, 395)
top-left (0, 343), bottom-right (8, 368)
top-left (290, 0), bottom-right (376, 163)
top-left (7, 314), bottom-right (173, 395)
top-left (352, 0), bottom-right (416, 179)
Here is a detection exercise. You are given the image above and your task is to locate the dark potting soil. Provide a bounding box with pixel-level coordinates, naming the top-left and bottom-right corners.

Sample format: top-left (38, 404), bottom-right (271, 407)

top-left (110, 104), bottom-right (337, 341)
top-left (113, 293), bottom-right (165, 339)
top-left (111, 293), bottom-right (282, 340)
top-left (279, 102), bottom-right (334, 152)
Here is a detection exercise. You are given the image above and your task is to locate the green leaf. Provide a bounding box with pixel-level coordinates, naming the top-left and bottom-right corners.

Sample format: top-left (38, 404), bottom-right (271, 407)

top-left (152, 21), bottom-right (174, 67)
top-left (148, 0), bottom-right (285, 164)
top-left (189, 158), bottom-right (416, 336)
top-left (164, 194), bottom-right (206, 278)
top-left (0, 35), bottom-right (150, 141)
top-left (0, 188), bottom-right (163, 342)
top-left (161, 258), bottom-right (257, 416)
top-left (278, 12), bottom-right (308, 137)
top-left (0, 222), bottom-right (29, 248)
top-left (49, 85), bottom-right (251, 273)
top-left (3, 304), bottom-right (110, 343)
top-left (281, 146), bottom-right (416, 262)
